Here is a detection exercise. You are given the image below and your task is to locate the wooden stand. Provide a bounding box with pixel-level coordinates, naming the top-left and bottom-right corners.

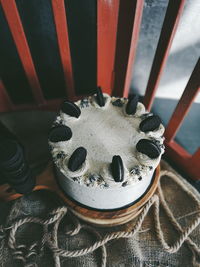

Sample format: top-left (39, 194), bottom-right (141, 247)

top-left (0, 163), bottom-right (160, 226)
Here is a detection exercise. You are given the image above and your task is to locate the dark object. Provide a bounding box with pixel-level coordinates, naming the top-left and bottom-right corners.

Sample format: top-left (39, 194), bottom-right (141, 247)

top-left (112, 99), bottom-right (124, 107)
top-left (49, 125), bottom-right (72, 143)
top-left (61, 101), bottom-right (81, 118)
top-left (0, 121), bottom-right (20, 185)
top-left (0, 121), bottom-right (17, 140)
top-left (68, 147), bottom-right (87, 172)
top-left (139, 115), bottom-right (161, 132)
top-left (111, 155), bottom-right (124, 182)
top-left (96, 87), bottom-right (105, 107)
top-left (0, 139), bottom-right (35, 194)
top-left (136, 139), bottom-right (161, 159)
top-left (126, 95), bottom-right (139, 115)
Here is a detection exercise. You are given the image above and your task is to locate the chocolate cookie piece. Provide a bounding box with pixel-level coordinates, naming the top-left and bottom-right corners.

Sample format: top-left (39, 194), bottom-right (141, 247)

top-left (126, 95), bottom-right (139, 115)
top-left (61, 101), bottom-right (81, 118)
top-left (96, 87), bottom-right (105, 107)
top-left (112, 99), bottom-right (123, 107)
top-left (68, 147), bottom-right (87, 172)
top-left (49, 126), bottom-right (72, 143)
top-left (111, 155), bottom-right (124, 182)
top-left (136, 139), bottom-right (161, 159)
top-left (139, 115), bottom-right (161, 132)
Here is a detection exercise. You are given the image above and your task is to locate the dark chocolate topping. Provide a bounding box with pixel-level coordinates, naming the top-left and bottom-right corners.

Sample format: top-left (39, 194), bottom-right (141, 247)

top-left (126, 95), bottom-right (139, 115)
top-left (139, 115), bottom-right (161, 132)
top-left (61, 101), bottom-right (81, 118)
top-left (96, 87), bottom-right (105, 107)
top-left (111, 155), bottom-right (124, 182)
top-left (68, 147), bottom-right (87, 172)
top-left (49, 126), bottom-right (72, 143)
top-left (112, 99), bottom-right (123, 107)
top-left (136, 139), bottom-right (161, 159)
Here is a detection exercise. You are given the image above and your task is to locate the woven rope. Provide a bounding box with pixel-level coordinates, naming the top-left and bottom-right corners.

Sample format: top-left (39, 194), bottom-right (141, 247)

top-left (3, 170), bottom-right (200, 266)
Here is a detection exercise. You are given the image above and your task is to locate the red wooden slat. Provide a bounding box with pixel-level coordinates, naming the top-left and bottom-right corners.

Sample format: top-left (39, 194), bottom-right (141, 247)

top-left (190, 148), bottom-right (200, 177)
top-left (51, 0), bottom-right (75, 100)
top-left (0, 80), bottom-right (13, 112)
top-left (1, 0), bottom-right (45, 105)
top-left (165, 141), bottom-right (200, 180)
top-left (165, 58), bottom-right (200, 141)
top-left (112, 0), bottom-right (144, 97)
top-left (143, 0), bottom-right (186, 110)
top-left (97, 0), bottom-right (120, 95)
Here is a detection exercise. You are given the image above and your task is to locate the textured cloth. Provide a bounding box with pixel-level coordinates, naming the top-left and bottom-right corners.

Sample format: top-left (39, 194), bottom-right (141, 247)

top-left (0, 111), bottom-right (199, 267)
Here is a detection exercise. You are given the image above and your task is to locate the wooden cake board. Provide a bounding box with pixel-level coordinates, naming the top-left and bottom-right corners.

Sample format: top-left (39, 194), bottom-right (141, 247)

top-left (0, 163), bottom-right (160, 227)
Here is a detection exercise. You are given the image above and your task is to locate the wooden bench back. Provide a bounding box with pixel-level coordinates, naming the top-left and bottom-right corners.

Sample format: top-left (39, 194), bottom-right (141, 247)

top-left (0, 0), bottom-right (199, 180)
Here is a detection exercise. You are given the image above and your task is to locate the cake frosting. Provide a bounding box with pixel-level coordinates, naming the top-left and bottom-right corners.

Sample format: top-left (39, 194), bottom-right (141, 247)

top-left (49, 92), bottom-right (165, 209)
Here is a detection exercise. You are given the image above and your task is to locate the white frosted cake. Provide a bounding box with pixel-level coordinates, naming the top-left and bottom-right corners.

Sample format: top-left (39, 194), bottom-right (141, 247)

top-left (49, 89), bottom-right (165, 209)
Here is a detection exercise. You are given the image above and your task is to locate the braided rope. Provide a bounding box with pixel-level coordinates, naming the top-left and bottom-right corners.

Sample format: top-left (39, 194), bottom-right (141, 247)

top-left (65, 212), bottom-right (81, 236)
top-left (159, 170), bottom-right (200, 264)
top-left (51, 208), bottom-right (66, 267)
top-left (8, 207), bottom-right (67, 249)
top-left (3, 170), bottom-right (200, 266)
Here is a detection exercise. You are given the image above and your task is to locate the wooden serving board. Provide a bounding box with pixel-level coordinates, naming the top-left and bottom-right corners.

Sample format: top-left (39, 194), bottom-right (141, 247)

top-left (0, 163), bottom-right (160, 226)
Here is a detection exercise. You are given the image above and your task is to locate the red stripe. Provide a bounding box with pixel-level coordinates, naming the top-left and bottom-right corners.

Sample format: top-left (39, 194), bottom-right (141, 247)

top-left (1, 0), bottom-right (45, 105)
top-left (190, 148), bottom-right (200, 179)
top-left (143, 0), bottom-right (186, 110)
top-left (97, 0), bottom-right (120, 95)
top-left (112, 0), bottom-right (144, 97)
top-left (0, 80), bottom-right (13, 112)
top-left (51, 0), bottom-right (75, 100)
top-left (165, 58), bottom-right (200, 141)
top-left (165, 141), bottom-right (200, 180)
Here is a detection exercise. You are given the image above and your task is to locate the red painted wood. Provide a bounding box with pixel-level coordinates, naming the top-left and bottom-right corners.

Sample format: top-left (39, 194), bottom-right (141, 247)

top-left (190, 148), bottom-right (200, 175)
top-left (112, 0), bottom-right (144, 97)
top-left (51, 0), bottom-right (75, 100)
top-left (165, 58), bottom-right (200, 141)
top-left (0, 80), bottom-right (13, 112)
top-left (1, 0), bottom-right (45, 105)
top-left (143, 0), bottom-right (186, 110)
top-left (165, 141), bottom-right (200, 180)
top-left (97, 0), bottom-right (120, 95)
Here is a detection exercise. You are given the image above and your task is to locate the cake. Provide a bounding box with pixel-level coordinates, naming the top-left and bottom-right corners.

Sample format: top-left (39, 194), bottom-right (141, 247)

top-left (49, 88), bottom-right (165, 210)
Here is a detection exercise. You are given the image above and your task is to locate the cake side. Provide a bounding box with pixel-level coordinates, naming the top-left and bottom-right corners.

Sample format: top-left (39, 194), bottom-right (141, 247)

top-left (56, 165), bottom-right (154, 209)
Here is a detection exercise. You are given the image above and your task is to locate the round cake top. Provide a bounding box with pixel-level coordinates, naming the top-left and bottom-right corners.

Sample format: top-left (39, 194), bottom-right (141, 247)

top-left (49, 90), bottom-right (165, 189)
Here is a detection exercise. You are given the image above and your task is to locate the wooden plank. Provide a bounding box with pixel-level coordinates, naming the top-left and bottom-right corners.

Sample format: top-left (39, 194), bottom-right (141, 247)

top-left (112, 0), bottom-right (144, 97)
top-left (1, 0), bottom-right (45, 105)
top-left (51, 0), bottom-right (75, 100)
top-left (165, 58), bottom-right (200, 141)
top-left (0, 80), bottom-right (13, 112)
top-left (143, 0), bottom-right (186, 110)
top-left (97, 0), bottom-right (120, 95)
top-left (190, 148), bottom-right (200, 175)
top-left (165, 141), bottom-right (200, 180)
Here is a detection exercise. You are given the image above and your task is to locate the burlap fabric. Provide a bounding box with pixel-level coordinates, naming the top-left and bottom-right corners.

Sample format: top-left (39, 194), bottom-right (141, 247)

top-left (0, 111), bottom-right (199, 267)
